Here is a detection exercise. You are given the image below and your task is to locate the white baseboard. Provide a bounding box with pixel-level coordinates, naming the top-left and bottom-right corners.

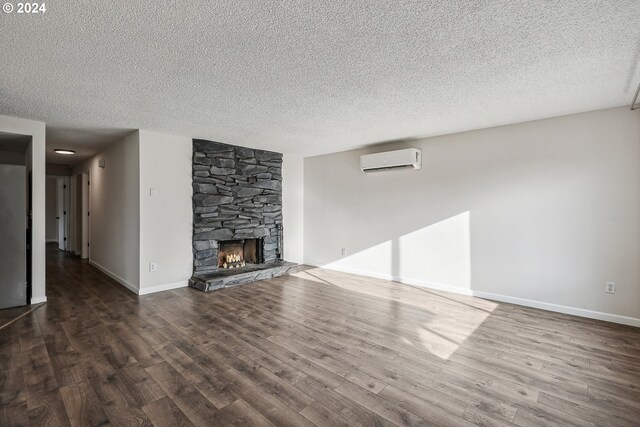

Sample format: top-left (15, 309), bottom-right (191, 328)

top-left (469, 290), bottom-right (640, 328)
top-left (31, 296), bottom-right (47, 304)
top-left (89, 260), bottom-right (140, 295)
top-left (138, 281), bottom-right (188, 296)
top-left (88, 260), bottom-right (189, 296)
top-left (304, 261), bottom-right (640, 328)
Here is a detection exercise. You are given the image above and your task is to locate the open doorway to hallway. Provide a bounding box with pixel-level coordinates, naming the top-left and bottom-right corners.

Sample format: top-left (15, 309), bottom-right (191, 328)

top-left (45, 169), bottom-right (91, 260)
top-left (0, 132), bottom-right (32, 312)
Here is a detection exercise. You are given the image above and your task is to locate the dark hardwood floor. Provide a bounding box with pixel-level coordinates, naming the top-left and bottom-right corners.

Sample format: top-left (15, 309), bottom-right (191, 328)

top-left (2, 247), bottom-right (640, 426)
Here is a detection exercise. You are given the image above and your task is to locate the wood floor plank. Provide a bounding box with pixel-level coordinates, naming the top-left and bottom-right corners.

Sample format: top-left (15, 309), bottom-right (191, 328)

top-left (203, 339), bottom-right (315, 412)
top-left (333, 380), bottom-right (429, 426)
top-left (0, 332), bottom-right (26, 408)
top-left (536, 391), bottom-right (639, 427)
top-left (113, 365), bottom-right (166, 407)
top-left (299, 400), bottom-right (352, 427)
top-left (145, 362), bottom-right (220, 427)
top-left (103, 404), bottom-right (153, 427)
top-left (0, 402), bottom-right (29, 427)
top-left (142, 396), bottom-right (194, 427)
top-left (26, 389), bottom-right (71, 427)
top-left (216, 368), bottom-right (317, 427)
top-left (213, 398), bottom-right (275, 427)
top-left (462, 406), bottom-right (520, 427)
top-left (293, 376), bottom-right (396, 427)
top-left (154, 343), bottom-right (237, 409)
top-left (379, 384), bottom-right (475, 427)
top-left (59, 381), bottom-right (110, 427)
top-left (512, 403), bottom-right (596, 427)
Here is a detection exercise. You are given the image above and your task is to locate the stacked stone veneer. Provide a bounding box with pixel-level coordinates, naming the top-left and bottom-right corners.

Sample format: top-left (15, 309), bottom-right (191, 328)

top-left (192, 139), bottom-right (283, 275)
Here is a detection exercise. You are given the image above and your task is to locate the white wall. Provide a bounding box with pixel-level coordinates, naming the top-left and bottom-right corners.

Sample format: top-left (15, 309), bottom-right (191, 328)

top-left (282, 153), bottom-right (304, 264)
top-left (0, 115), bottom-right (46, 304)
top-left (73, 131), bottom-right (141, 291)
top-left (138, 130), bottom-right (192, 294)
top-left (45, 177), bottom-right (58, 242)
top-left (304, 107), bottom-right (640, 325)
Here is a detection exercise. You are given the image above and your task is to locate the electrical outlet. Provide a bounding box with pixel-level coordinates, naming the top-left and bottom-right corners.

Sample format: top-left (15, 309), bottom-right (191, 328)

top-left (605, 281), bottom-right (615, 294)
top-left (341, 248), bottom-right (347, 256)
top-left (149, 262), bottom-right (157, 272)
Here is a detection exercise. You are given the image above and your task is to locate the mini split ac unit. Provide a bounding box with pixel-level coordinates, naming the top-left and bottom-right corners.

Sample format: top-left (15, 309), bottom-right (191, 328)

top-left (360, 148), bottom-right (422, 173)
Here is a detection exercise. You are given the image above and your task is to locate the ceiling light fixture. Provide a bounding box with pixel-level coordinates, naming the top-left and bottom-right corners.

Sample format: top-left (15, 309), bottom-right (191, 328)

top-left (54, 149), bottom-right (76, 155)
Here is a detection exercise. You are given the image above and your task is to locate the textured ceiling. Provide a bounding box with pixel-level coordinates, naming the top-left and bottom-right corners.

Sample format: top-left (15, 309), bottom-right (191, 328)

top-left (1, 1), bottom-right (639, 160)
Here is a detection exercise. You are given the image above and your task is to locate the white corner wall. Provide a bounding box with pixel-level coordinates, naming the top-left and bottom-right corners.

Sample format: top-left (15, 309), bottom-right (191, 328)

top-left (304, 107), bottom-right (640, 326)
top-left (282, 153), bottom-right (304, 264)
top-left (73, 131), bottom-right (141, 292)
top-left (0, 115), bottom-right (46, 304)
top-left (138, 130), bottom-right (192, 294)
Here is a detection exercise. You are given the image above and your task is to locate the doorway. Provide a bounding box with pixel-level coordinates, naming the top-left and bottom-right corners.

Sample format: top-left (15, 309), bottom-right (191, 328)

top-left (0, 133), bottom-right (32, 309)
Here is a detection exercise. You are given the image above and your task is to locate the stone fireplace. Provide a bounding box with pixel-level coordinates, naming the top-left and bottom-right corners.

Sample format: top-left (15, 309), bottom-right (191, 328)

top-left (189, 139), bottom-right (297, 292)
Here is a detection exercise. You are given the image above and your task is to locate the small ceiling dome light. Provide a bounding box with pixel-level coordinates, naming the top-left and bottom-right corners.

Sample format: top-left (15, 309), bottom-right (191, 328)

top-left (54, 149), bottom-right (76, 155)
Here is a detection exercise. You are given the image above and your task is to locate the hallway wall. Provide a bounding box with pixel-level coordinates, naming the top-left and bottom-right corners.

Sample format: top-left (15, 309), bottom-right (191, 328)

top-left (73, 131), bottom-right (141, 291)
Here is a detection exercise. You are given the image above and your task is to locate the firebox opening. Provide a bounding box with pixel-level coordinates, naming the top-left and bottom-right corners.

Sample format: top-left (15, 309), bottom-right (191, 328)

top-left (217, 238), bottom-right (264, 269)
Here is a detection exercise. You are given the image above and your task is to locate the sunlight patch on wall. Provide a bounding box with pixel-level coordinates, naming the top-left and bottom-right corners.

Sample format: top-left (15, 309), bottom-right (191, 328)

top-left (315, 211), bottom-right (472, 292)
top-left (399, 211), bottom-right (471, 289)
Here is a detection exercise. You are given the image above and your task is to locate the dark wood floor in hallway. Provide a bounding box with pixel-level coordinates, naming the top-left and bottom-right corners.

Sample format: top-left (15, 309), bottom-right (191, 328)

top-left (2, 248), bottom-right (640, 426)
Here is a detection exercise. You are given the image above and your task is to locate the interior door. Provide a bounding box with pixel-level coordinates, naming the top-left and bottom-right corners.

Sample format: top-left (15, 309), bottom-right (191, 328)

top-left (0, 164), bottom-right (27, 309)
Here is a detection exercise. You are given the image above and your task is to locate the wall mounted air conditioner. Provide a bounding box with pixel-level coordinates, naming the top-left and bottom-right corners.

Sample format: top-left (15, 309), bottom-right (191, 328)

top-left (360, 148), bottom-right (422, 173)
